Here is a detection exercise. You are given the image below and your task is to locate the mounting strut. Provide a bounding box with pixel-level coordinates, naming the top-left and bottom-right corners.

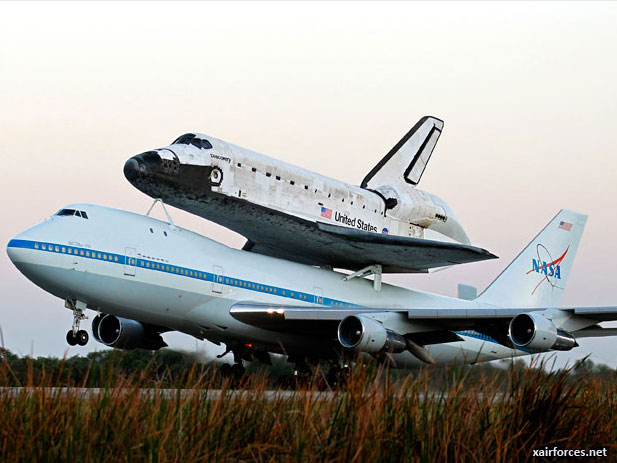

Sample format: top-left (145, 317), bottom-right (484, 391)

top-left (342, 264), bottom-right (382, 292)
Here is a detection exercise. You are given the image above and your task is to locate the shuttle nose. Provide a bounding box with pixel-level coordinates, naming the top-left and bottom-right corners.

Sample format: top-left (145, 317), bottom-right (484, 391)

top-left (124, 151), bottom-right (166, 183)
top-left (123, 158), bottom-right (143, 181)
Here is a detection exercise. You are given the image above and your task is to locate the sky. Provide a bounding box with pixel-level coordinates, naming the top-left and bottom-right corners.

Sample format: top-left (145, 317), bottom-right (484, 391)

top-left (0, 1), bottom-right (616, 367)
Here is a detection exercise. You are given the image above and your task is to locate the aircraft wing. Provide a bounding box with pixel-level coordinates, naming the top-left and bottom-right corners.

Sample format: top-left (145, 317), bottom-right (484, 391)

top-left (406, 306), bottom-right (617, 323)
top-left (242, 211), bottom-right (496, 273)
top-left (230, 304), bottom-right (617, 347)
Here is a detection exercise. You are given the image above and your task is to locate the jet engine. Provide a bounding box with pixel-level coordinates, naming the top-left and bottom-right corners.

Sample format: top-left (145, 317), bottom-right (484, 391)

top-left (92, 314), bottom-right (167, 350)
top-left (508, 312), bottom-right (577, 351)
top-left (337, 315), bottom-right (407, 354)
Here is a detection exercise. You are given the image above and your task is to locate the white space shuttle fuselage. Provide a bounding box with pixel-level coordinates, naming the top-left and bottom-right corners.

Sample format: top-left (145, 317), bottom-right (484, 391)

top-left (146, 134), bottom-right (465, 241)
top-left (124, 118), bottom-right (488, 273)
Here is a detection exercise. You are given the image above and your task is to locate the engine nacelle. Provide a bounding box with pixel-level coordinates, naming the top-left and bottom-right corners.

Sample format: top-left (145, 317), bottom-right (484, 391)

top-left (92, 314), bottom-right (166, 350)
top-left (509, 312), bottom-right (577, 351)
top-left (337, 315), bottom-right (407, 354)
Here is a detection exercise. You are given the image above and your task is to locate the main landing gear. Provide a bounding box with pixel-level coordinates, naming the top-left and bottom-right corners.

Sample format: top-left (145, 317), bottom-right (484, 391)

top-left (65, 299), bottom-right (89, 347)
top-left (276, 356), bottom-right (349, 390)
top-left (217, 346), bottom-right (246, 379)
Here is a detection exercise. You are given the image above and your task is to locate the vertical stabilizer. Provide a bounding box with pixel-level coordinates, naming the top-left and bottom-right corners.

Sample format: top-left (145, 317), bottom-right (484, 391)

top-left (475, 210), bottom-right (587, 308)
top-left (361, 116), bottom-right (443, 189)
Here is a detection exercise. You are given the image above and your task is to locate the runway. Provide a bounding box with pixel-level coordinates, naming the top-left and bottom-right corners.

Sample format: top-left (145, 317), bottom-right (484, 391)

top-left (0, 387), bottom-right (508, 402)
top-left (0, 387), bottom-right (338, 400)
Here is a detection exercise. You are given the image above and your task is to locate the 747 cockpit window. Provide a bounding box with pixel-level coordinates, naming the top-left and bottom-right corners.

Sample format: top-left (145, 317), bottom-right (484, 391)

top-left (171, 133), bottom-right (212, 149)
top-left (56, 209), bottom-right (76, 216)
top-left (55, 209), bottom-right (89, 219)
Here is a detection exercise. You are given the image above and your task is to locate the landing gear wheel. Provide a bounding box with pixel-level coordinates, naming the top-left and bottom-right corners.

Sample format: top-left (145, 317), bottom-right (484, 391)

top-left (65, 299), bottom-right (88, 347)
top-left (76, 330), bottom-right (89, 346)
top-left (66, 330), bottom-right (77, 346)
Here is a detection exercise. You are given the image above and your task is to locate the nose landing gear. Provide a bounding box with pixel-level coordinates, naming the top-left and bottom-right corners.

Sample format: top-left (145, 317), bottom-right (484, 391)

top-left (65, 299), bottom-right (89, 346)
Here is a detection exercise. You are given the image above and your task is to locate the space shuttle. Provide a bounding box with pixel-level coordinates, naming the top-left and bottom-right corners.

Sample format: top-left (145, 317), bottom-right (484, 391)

top-left (124, 116), bottom-right (495, 274)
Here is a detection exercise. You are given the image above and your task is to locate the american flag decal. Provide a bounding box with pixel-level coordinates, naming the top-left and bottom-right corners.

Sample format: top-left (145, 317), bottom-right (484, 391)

top-left (559, 221), bottom-right (572, 231)
top-left (320, 207), bottom-right (332, 219)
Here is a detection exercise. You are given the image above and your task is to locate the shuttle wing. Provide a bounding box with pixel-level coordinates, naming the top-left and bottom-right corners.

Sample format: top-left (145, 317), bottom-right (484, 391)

top-left (243, 214), bottom-right (496, 273)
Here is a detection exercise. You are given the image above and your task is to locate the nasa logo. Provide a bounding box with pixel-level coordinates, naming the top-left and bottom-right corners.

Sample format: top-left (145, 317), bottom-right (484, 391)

top-left (526, 245), bottom-right (569, 295)
top-left (531, 259), bottom-right (561, 279)
top-left (382, 228), bottom-right (389, 234)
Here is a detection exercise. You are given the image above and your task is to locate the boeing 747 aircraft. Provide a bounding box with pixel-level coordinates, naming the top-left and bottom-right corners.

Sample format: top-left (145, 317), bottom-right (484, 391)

top-left (123, 117), bottom-right (496, 274)
top-left (7, 205), bottom-right (617, 380)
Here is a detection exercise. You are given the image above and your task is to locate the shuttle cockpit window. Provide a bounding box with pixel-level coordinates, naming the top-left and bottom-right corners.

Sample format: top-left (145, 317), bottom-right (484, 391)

top-left (193, 138), bottom-right (213, 149)
top-left (171, 133), bottom-right (213, 149)
top-left (172, 133), bottom-right (195, 145)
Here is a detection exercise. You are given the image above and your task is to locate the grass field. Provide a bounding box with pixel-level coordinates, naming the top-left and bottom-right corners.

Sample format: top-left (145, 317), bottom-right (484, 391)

top-left (0, 350), bottom-right (615, 462)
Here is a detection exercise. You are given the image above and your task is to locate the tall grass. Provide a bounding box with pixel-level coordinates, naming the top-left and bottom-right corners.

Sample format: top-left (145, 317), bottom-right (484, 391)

top-left (0, 353), bottom-right (615, 462)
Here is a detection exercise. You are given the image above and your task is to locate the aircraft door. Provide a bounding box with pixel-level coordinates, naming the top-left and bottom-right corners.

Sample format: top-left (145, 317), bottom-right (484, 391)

top-left (314, 287), bottom-right (324, 305)
top-left (124, 247), bottom-right (137, 276)
top-left (212, 265), bottom-right (224, 294)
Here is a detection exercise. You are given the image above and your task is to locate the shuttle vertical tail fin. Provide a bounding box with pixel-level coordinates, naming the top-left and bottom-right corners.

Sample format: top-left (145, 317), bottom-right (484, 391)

top-left (475, 210), bottom-right (587, 308)
top-left (361, 116), bottom-right (443, 189)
